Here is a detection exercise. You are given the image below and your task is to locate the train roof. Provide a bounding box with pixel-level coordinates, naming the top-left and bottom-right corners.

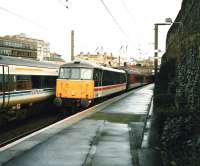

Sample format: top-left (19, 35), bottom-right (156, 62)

top-left (0, 55), bottom-right (60, 69)
top-left (61, 60), bottom-right (125, 73)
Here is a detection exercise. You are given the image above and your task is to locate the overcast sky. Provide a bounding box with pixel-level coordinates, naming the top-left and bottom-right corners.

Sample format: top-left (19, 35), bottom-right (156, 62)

top-left (0, 0), bottom-right (182, 61)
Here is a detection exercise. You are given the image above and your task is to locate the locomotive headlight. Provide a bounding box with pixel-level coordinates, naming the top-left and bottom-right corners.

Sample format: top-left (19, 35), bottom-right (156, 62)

top-left (53, 97), bottom-right (62, 107)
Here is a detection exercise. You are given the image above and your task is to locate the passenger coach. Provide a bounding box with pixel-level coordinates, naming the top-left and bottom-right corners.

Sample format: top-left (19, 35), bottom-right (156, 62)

top-left (55, 60), bottom-right (127, 108)
top-left (0, 55), bottom-right (59, 121)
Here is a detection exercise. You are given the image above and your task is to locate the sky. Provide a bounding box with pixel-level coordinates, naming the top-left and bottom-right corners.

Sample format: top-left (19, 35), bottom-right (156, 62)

top-left (0, 0), bottom-right (182, 61)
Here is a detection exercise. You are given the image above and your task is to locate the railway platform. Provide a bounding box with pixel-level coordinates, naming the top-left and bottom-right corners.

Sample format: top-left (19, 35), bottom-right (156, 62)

top-left (0, 84), bottom-right (156, 166)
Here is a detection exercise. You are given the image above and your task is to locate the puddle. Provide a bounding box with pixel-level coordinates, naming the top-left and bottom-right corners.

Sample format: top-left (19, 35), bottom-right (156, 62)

top-left (88, 112), bottom-right (146, 124)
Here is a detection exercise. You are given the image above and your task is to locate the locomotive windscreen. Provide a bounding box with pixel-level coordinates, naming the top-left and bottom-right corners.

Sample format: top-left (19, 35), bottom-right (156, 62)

top-left (59, 68), bottom-right (93, 80)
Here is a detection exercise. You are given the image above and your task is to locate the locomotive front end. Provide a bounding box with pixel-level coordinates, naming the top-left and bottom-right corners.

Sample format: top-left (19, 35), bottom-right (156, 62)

top-left (55, 66), bottom-right (94, 108)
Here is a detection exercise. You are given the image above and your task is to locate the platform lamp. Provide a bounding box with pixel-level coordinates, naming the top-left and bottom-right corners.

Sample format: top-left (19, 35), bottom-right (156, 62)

top-left (154, 18), bottom-right (183, 77)
top-left (165, 18), bottom-right (183, 29)
top-left (154, 21), bottom-right (171, 77)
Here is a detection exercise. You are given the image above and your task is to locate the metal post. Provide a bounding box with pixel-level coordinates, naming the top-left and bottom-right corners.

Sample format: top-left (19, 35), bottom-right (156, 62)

top-left (119, 55), bottom-right (120, 66)
top-left (154, 23), bottom-right (171, 76)
top-left (154, 24), bottom-right (158, 76)
top-left (71, 30), bottom-right (74, 61)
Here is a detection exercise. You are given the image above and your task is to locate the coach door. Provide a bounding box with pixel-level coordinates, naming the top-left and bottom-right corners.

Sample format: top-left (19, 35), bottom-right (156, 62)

top-left (94, 69), bottom-right (103, 98)
top-left (0, 65), bottom-right (10, 110)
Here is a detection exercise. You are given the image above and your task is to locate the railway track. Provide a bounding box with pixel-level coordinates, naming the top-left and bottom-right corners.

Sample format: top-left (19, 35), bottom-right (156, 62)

top-left (0, 113), bottom-right (63, 148)
top-left (0, 125), bottom-right (48, 148)
top-left (0, 85), bottom-right (147, 149)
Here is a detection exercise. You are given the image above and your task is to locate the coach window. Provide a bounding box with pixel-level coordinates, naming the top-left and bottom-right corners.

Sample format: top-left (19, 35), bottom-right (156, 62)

top-left (44, 76), bottom-right (57, 88)
top-left (102, 71), bottom-right (106, 86)
top-left (32, 76), bottom-right (41, 89)
top-left (0, 74), bottom-right (8, 92)
top-left (102, 71), bottom-right (111, 86)
top-left (0, 75), bottom-right (2, 92)
top-left (0, 75), bottom-right (12, 92)
top-left (0, 74), bottom-right (13, 92)
top-left (8, 75), bottom-right (16, 91)
top-left (109, 72), bottom-right (114, 84)
top-left (119, 74), bottom-right (122, 83)
top-left (16, 75), bottom-right (32, 90)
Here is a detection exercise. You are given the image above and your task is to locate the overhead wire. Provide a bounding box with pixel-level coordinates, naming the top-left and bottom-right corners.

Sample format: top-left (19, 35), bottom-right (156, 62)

top-left (100, 0), bottom-right (128, 39)
top-left (120, 0), bottom-right (140, 44)
top-left (120, 0), bottom-right (137, 24)
top-left (120, 0), bottom-right (150, 58)
top-left (0, 6), bottom-right (47, 30)
top-left (100, 0), bottom-right (144, 60)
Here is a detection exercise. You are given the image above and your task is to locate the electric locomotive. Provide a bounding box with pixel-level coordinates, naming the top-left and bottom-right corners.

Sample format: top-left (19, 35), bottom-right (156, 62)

top-left (54, 60), bottom-right (127, 108)
top-left (0, 55), bottom-right (59, 121)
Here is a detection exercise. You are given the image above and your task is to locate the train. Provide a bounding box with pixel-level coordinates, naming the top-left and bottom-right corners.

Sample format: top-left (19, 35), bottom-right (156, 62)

top-left (0, 55), bottom-right (59, 122)
top-left (54, 60), bottom-right (153, 109)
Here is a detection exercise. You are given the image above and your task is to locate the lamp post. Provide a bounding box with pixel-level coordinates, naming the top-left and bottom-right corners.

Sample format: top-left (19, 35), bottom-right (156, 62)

top-left (154, 23), bottom-right (171, 76)
top-left (154, 18), bottom-right (183, 77)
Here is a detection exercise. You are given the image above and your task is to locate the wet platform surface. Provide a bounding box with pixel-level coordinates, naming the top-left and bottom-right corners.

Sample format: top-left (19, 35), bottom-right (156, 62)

top-left (0, 84), bottom-right (154, 166)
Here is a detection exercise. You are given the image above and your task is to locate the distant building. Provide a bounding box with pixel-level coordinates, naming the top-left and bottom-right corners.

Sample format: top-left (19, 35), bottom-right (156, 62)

top-left (0, 33), bottom-right (50, 60)
top-left (129, 57), bottom-right (154, 75)
top-left (13, 33), bottom-right (50, 61)
top-left (0, 35), bottom-right (37, 59)
top-left (46, 52), bottom-right (65, 64)
top-left (75, 52), bottom-right (124, 67)
top-left (135, 57), bottom-right (154, 67)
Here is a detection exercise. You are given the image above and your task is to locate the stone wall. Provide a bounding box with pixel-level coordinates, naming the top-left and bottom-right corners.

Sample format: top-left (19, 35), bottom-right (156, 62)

top-left (155, 0), bottom-right (200, 112)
